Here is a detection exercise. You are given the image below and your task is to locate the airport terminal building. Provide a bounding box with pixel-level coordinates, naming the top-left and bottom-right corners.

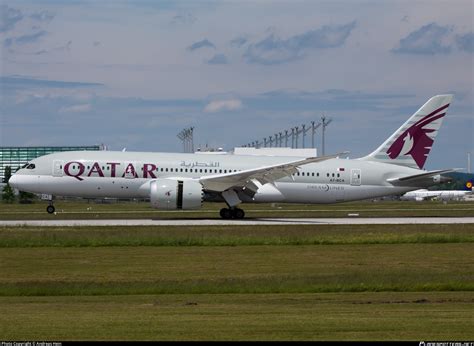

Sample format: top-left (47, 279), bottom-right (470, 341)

top-left (1, 145), bottom-right (103, 184)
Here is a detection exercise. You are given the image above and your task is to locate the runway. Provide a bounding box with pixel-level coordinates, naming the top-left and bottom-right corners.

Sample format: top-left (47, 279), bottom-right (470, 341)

top-left (1, 217), bottom-right (474, 226)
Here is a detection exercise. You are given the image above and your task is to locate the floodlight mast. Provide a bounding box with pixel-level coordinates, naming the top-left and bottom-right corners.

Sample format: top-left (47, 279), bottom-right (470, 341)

top-left (321, 115), bottom-right (332, 156)
top-left (311, 121), bottom-right (321, 149)
top-left (241, 116), bottom-right (329, 153)
top-left (468, 152), bottom-right (472, 174)
top-left (177, 127), bottom-right (195, 153)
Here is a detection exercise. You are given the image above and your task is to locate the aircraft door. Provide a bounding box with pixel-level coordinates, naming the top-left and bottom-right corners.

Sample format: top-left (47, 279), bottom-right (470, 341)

top-left (53, 160), bottom-right (63, 177)
top-left (350, 169), bottom-right (361, 186)
top-left (123, 162), bottom-right (139, 179)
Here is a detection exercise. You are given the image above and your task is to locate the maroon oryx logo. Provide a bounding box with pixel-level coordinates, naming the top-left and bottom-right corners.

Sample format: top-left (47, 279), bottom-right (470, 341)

top-left (386, 103), bottom-right (449, 169)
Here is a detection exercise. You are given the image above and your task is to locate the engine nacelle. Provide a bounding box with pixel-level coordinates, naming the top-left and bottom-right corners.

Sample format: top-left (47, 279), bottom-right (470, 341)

top-left (150, 179), bottom-right (203, 210)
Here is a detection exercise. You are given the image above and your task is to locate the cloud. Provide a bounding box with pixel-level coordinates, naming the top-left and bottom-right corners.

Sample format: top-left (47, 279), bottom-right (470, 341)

top-left (244, 21), bottom-right (356, 65)
top-left (30, 10), bottom-right (55, 23)
top-left (26, 40), bottom-right (72, 55)
top-left (12, 30), bottom-right (48, 45)
top-left (456, 32), bottom-right (474, 53)
top-left (207, 53), bottom-right (228, 65)
top-left (187, 38), bottom-right (215, 51)
top-left (204, 99), bottom-right (242, 113)
top-left (53, 40), bottom-right (72, 52)
top-left (392, 22), bottom-right (453, 55)
top-left (59, 103), bottom-right (92, 113)
top-left (0, 5), bottom-right (23, 32)
top-left (230, 36), bottom-right (248, 48)
top-left (171, 12), bottom-right (196, 25)
top-left (0, 76), bottom-right (103, 89)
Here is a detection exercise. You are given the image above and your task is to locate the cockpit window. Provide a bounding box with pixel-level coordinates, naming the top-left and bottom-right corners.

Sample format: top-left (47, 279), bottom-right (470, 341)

top-left (26, 164), bottom-right (35, 169)
top-left (21, 164), bottom-right (28, 169)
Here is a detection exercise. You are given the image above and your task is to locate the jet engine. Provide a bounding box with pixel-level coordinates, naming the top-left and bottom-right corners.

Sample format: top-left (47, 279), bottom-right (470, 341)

top-left (150, 179), bottom-right (203, 210)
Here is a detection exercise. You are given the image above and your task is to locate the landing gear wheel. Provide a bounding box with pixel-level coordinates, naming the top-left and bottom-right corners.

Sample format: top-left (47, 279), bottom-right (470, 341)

top-left (220, 207), bottom-right (246, 219)
top-left (220, 208), bottom-right (233, 219)
top-left (46, 205), bottom-right (55, 214)
top-left (232, 208), bottom-right (245, 219)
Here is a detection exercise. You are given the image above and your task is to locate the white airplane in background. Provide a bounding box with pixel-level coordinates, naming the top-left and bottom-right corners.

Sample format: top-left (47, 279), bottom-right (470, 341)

top-left (10, 95), bottom-right (456, 219)
top-left (401, 186), bottom-right (473, 202)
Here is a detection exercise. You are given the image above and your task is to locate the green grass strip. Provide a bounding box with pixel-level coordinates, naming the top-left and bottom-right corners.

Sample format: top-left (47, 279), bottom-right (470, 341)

top-left (0, 224), bottom-right (473, 247)
top-left (1, 280), bottom-right (473, 297)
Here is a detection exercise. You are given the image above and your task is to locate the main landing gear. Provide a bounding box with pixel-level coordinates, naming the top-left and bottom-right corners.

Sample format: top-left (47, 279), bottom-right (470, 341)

top-left (219, 207), bottom-right (245, 219)
top-left (46, 200), bottom-right (55, 214)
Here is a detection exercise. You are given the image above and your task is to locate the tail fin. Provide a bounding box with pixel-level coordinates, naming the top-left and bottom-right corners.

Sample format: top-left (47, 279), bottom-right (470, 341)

top-left (360, 94), bottom-right (453, 169)
top-left (465, 180), bottom-right (473, 191)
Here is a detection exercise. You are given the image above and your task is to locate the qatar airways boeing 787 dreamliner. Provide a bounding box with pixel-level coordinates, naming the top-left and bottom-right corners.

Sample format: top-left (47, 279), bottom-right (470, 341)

top-left (10, 95), bottom-right (455, 219)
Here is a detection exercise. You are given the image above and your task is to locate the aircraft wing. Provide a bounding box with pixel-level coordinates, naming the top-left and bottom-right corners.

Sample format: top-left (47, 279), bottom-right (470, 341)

top-left (387, 168), bottom-right (461, 186)
top-left (199, 152), bottom-right (347, 192)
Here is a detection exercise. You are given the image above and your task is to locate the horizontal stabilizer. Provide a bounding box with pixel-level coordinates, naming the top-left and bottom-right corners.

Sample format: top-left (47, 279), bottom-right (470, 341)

top-left (387, 168), bottom-right (461, 185)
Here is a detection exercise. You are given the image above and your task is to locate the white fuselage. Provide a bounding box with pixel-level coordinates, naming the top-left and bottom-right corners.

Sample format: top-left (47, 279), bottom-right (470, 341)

top-left (401, 189), bottom-right (473, 201)
top-left (10, 151), bottom-right (431, 204)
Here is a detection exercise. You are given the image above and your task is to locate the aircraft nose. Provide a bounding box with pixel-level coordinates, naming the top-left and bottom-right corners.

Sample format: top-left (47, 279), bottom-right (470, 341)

top-left (9, 174), bottom-right (19, 189)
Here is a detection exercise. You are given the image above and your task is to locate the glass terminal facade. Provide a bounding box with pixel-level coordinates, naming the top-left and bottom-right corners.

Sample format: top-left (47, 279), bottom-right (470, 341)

top-left (1, 146), bottom-right (102, 183)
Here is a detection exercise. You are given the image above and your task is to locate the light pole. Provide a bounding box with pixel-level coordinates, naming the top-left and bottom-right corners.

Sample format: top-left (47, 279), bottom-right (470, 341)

top-left (321, 115), bottom-right (332, 156)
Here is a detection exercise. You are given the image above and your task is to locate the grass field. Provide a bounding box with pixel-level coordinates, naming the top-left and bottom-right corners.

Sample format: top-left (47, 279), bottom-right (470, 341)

top-left (0, 221), bottom-right (473, 340)
top-left (1, 292), bottom-right (472, 341)
top-left (1, 199), bottom-right (474, 219)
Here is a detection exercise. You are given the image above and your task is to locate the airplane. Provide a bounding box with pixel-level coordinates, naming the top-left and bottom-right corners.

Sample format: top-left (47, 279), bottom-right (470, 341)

top-left (400, 181), bottom-right (473, 201)
top-left (10, 94), bottom-right (456, 219)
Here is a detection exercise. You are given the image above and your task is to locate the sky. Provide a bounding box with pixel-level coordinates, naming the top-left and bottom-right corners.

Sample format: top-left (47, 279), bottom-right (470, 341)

top-left (0, 0), bottom-right (473, 171)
